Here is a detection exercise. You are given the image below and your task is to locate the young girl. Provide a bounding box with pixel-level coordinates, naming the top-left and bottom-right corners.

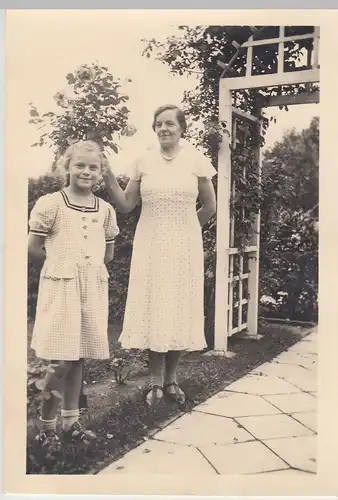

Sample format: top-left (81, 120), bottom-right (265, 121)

top-left (28, 140), bottom-right (119, 451)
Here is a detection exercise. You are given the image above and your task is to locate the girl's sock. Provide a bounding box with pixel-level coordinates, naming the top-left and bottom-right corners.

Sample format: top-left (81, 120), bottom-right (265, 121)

top-left (39, 416), bottom-right (57, 433)
top-left (61, 408), bottom-right (79, 431)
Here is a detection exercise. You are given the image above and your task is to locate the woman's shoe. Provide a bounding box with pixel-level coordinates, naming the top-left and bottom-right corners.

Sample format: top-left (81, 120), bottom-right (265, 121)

top-left (144, 384), bottom-right (164, 407)
top-left (164, 382), bottom-right (186, 404)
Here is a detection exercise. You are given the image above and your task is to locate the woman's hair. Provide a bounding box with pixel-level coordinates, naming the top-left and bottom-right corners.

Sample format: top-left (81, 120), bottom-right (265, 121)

top-left (152, 104), bottom-right (187, 135)
top-left (56, 140), bottom-right (103, 187)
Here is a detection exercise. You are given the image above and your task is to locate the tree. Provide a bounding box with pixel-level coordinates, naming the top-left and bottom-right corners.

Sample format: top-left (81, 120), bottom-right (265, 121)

top-left (262, 116), bottom-right (319, 213)
top-left (28, 62), bottom-right (135, 163)
top-left (260, 117), bottom-right (319, 321)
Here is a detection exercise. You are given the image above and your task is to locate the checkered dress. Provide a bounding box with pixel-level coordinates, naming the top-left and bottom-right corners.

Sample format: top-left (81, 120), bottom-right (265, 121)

top-left (29, 190), bottom-right (119, 361)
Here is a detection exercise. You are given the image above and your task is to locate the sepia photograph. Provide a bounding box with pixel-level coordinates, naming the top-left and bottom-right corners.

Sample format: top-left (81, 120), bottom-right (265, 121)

top-left (5, 10), bottom-right (322, 490)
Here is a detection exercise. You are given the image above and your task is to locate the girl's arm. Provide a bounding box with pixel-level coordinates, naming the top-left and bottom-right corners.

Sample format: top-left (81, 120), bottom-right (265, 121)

top-left (102, 166), bottom-right (141, 215)
top-left (28, 233), bottom-right (46, 266)
top-left (197, 177), bottom-right (217, 227)
top-left (104, 242), bottom-right (115, 265)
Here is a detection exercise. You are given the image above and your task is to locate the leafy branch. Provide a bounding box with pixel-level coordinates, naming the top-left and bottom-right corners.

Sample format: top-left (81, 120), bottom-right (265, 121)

top-left (28, 62), bottom-right (136, 163)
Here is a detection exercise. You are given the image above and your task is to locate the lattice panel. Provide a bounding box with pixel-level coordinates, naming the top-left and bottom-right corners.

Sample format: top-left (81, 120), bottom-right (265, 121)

top-left (227, 111), bottom-right (260, 337)
top-left (228, 252), bottom-right (249, 335)
top-left (219, 26), bottom-right (320, 80)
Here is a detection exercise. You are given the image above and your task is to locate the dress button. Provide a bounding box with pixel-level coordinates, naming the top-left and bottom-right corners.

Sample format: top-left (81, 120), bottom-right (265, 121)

top-left (84, 235), bottom-right (87, 239)
top-left (83, 225), bottom-right (87, 229)
top-left (85, 255), bottom-right (90, 259)
top-left (82, 216), bottom-right (86, 221)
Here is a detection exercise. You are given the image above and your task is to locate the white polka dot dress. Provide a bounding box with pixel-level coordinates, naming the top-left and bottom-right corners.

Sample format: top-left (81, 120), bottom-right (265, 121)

top-left (29, 190), bottom-right (119, 361)
top-left (119, 143), bottom-right (217, 353)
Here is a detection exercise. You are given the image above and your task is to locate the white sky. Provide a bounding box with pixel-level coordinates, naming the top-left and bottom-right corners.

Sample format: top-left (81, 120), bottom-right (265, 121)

top-left (7, 11), bottom-right (318, 178)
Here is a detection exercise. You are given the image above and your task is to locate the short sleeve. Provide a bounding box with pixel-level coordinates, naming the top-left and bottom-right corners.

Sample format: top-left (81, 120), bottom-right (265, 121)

top-left (104, 204), bottom-right (120, 244)
top-left (28, 194), bottom-right (59, 237)
top-left (192, 150), bottom-right (217, 179)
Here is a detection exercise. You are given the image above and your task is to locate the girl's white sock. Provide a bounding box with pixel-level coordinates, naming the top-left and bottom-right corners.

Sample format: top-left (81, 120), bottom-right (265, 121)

top-left (61, 409), bottom-right (79, 431)
top-left (39, 416), bottom-right (57, 432)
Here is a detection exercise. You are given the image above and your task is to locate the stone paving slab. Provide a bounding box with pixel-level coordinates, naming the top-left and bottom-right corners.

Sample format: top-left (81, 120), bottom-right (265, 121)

top-left (236, 413), bottom-right (314, 440)
top-left (252, 361), bottom-right (315, 379)
top-left (263, 392), bottom-right (317, 413)
top-left (272, 351), bottom-right (317, 370)
top-left (276, 368), bottom-right (317, 392)
top-left (287, 341), bottom-right (317, 355)
top-left (99, 438), bottom-right (217, 475)
top-left (291, 411), bottom-right (317, 432)
top-left (154, 411), bottom-right (253, 447)
top-left (251, 363), bottom-right (317, 393)
top-left (199, 440), bottom-right (289, 475)
top-left (224, 373), bottom-right (302, 395)
top-left (262, 435), bottom-right (317, 473)
top-left (195, 391), bottom-right (282, 418)
top-left (300, 333), bottom-right (317, 343)
top-left (100, 329), bottom-right (317, 476)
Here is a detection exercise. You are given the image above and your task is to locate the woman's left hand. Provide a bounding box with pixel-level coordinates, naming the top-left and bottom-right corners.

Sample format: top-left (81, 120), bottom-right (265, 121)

top-left (197, 178), bottom-right (217, 227)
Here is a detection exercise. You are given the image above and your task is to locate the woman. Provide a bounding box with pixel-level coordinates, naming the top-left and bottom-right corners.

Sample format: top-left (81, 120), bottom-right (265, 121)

top-left (103, 104), bottom-right (217, 406)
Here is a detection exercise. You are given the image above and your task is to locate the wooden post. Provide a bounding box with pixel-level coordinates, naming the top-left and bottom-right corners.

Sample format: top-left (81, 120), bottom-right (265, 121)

top-left (214, 81), bottom-right (232, 352)
top-left (278, 26), bottom-right (285, 74)
top-left (246, 108), bottom-right (262, 338)
top-left (228, 116), bottom-right (237, 337)
top-left (313, 26), bottom-right (320, 69)
top-left (238, 254), bottom-right (244, 331)
top-left (246, 36), bottom-right (253, 77)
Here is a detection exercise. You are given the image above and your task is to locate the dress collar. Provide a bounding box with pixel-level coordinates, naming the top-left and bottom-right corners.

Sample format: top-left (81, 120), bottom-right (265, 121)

top-left (60, 190), bottom-right (99, 213)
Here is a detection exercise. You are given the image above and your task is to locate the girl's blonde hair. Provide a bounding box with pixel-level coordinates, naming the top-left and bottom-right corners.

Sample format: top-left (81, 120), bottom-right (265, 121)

top-left (56, 140), bottom-right (104, 187)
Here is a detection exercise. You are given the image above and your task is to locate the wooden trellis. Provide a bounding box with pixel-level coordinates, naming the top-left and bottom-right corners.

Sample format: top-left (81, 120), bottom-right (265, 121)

top-left (214, 26), bottom-right (320, 352)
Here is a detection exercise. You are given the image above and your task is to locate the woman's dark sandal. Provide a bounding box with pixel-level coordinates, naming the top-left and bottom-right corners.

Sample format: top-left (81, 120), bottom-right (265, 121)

top-left (164, 382), bottom-right (186, 404)
top-left (144, 385), bottom-right (164, 407)
top-left (62, 421), bottom-right (97, 445)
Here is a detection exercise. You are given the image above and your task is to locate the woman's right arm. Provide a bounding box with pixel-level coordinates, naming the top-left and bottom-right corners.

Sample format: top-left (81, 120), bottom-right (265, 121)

top-left (103, 167), bottom-right (141, 214)
top-left (28, 234), bottom-right (46, 266)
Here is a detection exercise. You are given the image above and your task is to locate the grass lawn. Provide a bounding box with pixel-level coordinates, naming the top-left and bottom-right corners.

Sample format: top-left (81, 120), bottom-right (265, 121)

top-left (26, 318), bottom-right (314, 475)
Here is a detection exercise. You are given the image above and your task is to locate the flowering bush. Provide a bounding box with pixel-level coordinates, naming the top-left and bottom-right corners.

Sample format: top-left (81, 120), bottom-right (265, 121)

top-left (28, 62), bottom-right (136, 158)
top-left (260, 208), bottom-right (318, 321)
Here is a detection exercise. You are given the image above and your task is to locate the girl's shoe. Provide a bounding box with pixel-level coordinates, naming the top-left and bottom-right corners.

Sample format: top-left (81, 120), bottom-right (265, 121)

top-left (144, 384), bottom-right (164, 407)
top-left (35, 430), bottom-right (62, 458)
top-left (62, 421), bottom-right (97, 444)
top-left (164, 382), bottom-right (186, 404)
